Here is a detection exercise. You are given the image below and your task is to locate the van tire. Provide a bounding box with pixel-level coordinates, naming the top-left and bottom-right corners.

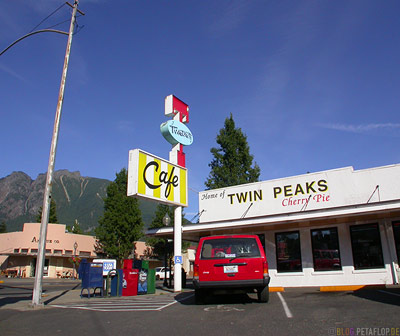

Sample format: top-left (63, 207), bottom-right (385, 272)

top-left (195, 289), bottom-right (206, 305)
top-left (257, 286), bottom-right (269, 303)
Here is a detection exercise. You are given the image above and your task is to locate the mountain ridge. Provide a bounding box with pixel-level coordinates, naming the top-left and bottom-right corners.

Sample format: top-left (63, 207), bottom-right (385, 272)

top-left (0, 170), bottom-right (159, 233)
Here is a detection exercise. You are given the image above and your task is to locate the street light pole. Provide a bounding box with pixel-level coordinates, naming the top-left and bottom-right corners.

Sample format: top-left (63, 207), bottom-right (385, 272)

top-left (73, 241), bottom-right (78, 279)
top-left (31, 0), bottom-right (82, 308)
top-left (162, 213), bottom-right (170, 288)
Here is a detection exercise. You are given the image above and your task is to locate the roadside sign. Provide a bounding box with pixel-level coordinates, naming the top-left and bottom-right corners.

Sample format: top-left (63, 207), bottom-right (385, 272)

top-left (174, 256), bottom-right (183, 264)
top-left (127, 149), bottom-right (188, 207)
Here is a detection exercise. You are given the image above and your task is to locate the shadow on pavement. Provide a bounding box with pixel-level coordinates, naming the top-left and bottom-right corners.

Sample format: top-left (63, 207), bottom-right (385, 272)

top-left (174, 290), bottom-right (259, 306)
top-left (352, 288), bottom-right (400, 307)
top-left (0, 294), bottom-right (33, 307)
top-left (43, 283), bottom-right (80, 305)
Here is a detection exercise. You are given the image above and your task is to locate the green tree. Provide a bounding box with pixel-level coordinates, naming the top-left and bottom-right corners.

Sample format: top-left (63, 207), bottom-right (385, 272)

top-left (36, 198), bottom-right (58, 223)
top-left (95, 168), bottom-right (144, 264)
top-left (73, 220), bottom-right (82, 234)
top-left (0, 221), bottom-right (6, 233)
top-left (205, 114), bottom-right (260, 189)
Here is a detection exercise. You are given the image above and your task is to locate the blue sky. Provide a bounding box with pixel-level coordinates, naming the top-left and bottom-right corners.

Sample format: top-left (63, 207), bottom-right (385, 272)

top-left (1, 0), bottom-right (400, 220)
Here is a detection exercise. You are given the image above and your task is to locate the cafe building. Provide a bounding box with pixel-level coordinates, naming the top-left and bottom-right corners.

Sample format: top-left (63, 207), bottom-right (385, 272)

top-left (0, 222), bottom-right (97, 278)
top-left (151, 163), bottom-right (400, 289)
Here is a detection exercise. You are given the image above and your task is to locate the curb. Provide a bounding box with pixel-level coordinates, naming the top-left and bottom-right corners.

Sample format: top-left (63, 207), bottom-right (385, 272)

top-left (319, 285), bottom-right (387, 292)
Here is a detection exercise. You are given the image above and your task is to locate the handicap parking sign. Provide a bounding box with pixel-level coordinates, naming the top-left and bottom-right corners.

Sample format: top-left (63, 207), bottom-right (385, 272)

top-left (174, 256), bottom-right (183, 264)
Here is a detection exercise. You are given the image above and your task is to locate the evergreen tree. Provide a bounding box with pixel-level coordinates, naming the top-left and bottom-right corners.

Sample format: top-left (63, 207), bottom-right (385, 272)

top-left (36, 198), bottom-right (58, 223)
top-left (95, 168), bottom-right (144, 263)
top-left (0, 221), bottom-right (6, 233)
top-left (72, 220), bottom-right (83, 234)
top-left (205, 114), bottom-right (260, 189)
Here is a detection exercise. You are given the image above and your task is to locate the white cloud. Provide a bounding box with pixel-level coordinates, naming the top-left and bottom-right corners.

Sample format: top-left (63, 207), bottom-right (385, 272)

top-left (0, 63), bottom-right (28, 83)
top-left (317, 123), bottom-right (400, 134)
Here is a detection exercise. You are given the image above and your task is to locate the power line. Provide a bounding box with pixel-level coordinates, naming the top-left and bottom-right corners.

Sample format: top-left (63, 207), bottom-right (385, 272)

top-left (29, 2), bottom-right (67, 33)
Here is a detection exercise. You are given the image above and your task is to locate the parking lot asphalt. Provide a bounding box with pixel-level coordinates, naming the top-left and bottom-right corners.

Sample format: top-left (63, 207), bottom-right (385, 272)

top-left (1, 277), bottom-right (399, 311)
top-left (2, 279), bottom-right (400, 336)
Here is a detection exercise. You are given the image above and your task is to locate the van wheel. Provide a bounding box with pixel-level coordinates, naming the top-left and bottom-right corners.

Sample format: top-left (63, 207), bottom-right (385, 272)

top-left (156, 275), bottom-right (160, 280)
top-left (257, 286), bottom-right (269, 303)
top-left (195, 289), bottom-right (206, 305)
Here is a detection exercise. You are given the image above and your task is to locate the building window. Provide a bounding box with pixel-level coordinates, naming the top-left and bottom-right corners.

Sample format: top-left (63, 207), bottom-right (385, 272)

top-left (14, 248), bottom-right (19, 253)
top-left (31, 249), bottom-right (38, 254)
top-left (64, 250), bottom-right (73, 255)
top-left (393, 221), bottom-right (400, 262)
top-left (311, 227), bottom-right (342, 271)
top-left (45, 249), bottom-right (52, 254)
top-left (54, 249), bottom-right (63, 255)
top-left (79, 251), bottom-right (91, 257)
top-left (350, 223), bottom-right (384, 270)
top-left (21, 248), bottom-right (28, 254)
top-left (275, 231), bottom-right (302, 272)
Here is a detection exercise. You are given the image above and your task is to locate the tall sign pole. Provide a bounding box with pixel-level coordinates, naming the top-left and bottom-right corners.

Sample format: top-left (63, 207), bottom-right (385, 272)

top-left (32, 0), bottom-right (83, 307)
top-left (164, 95), bottom-right (190, 292)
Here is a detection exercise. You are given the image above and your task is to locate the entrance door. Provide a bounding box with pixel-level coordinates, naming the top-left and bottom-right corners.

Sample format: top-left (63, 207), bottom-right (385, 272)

top-left (43, 259), bottom-right (49, 277)
top-left (30, 258), bottom-right (50, 277)
top-left (30, 258), bottom-right (36, 277)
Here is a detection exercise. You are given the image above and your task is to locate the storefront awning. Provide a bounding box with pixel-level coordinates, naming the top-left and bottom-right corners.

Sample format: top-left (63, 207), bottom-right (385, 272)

top-left (146, 199), bottom-right (400, 241)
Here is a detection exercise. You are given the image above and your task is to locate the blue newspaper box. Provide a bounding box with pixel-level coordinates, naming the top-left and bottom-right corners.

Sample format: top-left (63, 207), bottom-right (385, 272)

top-left (110, 269), bottom-right (123, 297)
top-left (137, 269), bottom-right (148, 294)
top-left (80, 262), bottom-right (104, 298)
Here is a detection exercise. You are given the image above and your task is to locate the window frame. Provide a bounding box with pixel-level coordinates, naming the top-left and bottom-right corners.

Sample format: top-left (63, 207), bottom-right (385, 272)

top-left (310, 227), bottom-right (342, 272)
top-left (275, 230), bottom-right (302, 273)
top-left (392, 221), bottom-right (400, 263)
top-left (350, 223), bottom-right (384, 270)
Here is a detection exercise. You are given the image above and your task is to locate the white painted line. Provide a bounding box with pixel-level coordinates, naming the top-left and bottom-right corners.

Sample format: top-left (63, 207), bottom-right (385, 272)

top-left (277, 292), bottom-right (293, 318)
top-left (378, 290), bottom-right (400, 297)
top-left (50, 293), bottom-right (195, 312)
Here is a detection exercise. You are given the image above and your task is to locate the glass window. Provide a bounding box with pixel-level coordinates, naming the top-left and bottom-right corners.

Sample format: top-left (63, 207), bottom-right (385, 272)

top-left (350, 223), bottom-right (384, 269)
top-left (275, 231), bottom-right (302, 272)
top-left (311, 227), bottom-right (342, 271)
top-left (393, 221), bottom-right (400, 262)
top-left (79, 251), bottom-right (91, 257)
top-left (200, 237), bottom-right (261, 259)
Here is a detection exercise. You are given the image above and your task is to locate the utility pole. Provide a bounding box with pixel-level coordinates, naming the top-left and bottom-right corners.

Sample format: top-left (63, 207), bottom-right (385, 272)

top-left (31, 0), bottom-right (84, 308)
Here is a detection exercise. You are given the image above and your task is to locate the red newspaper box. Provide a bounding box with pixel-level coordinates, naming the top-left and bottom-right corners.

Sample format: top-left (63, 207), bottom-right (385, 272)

top-left (123, 259), bottom-right (133, 270)
top-left (122, 269), bottom-right (139, 296)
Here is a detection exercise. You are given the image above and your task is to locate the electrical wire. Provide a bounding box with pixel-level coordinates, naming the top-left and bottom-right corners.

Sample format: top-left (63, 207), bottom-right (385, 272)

top-left (29, 2), bottom-right (67, 33)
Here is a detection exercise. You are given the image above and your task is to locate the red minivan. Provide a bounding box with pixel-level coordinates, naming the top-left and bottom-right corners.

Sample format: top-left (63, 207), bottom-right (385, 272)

top-left (193, 234), bottom-right (270, 304)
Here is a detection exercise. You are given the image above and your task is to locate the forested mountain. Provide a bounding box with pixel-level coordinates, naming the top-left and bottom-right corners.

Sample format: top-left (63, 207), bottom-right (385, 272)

top-left (0, 170), bottom-right (159, 233)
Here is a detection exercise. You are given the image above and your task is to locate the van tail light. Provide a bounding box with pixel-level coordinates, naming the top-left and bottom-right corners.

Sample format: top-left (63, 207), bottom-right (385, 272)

top-left (193, 263), bottom-right (199, 280)
top-left (263, 261), bottom-right (269, 278)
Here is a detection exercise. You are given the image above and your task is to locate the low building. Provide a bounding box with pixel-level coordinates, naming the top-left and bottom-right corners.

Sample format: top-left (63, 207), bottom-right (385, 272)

top-left (150, 164), bottom-right (400, 288)
top-left (0, 223), bottom-right (97, 278)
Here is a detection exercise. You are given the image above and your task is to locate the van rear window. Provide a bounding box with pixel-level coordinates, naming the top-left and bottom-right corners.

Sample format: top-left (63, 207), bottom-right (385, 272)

top-left (201, 238), bottom-right (261, 259)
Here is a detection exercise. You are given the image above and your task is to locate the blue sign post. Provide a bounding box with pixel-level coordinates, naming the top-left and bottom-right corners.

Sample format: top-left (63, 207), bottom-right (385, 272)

top-left (174, 256), bottom-right (183, 265)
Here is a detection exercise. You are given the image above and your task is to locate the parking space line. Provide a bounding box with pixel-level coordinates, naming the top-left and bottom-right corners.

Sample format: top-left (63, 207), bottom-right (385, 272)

top-left (49, 293), bottom-right (195, 312)
top-left (276, 292), bottom-right (293, 318)
top-left (378, 290), bottom-right (400, 297)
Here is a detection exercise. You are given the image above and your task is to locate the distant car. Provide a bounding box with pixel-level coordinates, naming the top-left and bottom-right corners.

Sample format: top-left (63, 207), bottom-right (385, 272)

top-left (155, 267), bottom-right (173, 280)
top-left (193, 234), bottom-right (270, 304)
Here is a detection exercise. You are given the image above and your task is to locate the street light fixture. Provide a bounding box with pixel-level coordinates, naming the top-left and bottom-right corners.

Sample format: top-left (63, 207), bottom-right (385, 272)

top-left (73, 241), bottom-right (78, 279)
top-left (162, 213), bottom-right (170, 288)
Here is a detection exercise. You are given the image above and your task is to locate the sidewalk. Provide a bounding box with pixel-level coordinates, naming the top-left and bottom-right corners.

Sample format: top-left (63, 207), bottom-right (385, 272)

top-left (0, 278), bottom-right (190, 311)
